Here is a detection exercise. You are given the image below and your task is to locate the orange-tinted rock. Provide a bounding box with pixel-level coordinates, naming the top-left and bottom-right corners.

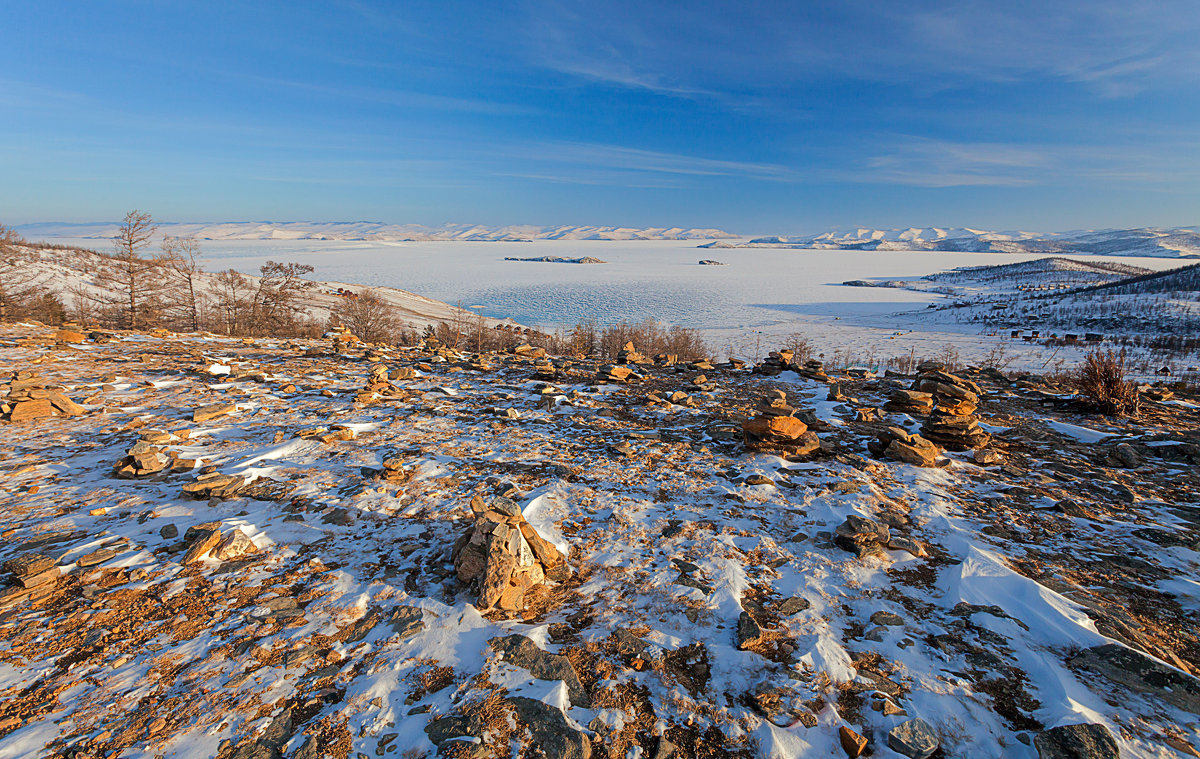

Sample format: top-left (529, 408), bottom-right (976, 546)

top-left (742, 415), bottom-right (808, 441)
top-left (8, 399), bottom-right (54, 422)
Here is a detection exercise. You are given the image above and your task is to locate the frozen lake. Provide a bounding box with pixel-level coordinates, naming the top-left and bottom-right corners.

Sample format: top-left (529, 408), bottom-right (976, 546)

top-left (46, 237), bottom-right (1178, 326)
top-left (45, 237), bottom-right (1185, 366)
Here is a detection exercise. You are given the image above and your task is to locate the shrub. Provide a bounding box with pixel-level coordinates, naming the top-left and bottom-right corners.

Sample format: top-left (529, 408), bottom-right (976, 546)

top-left (1075, 349), bottom-right (1140, 416)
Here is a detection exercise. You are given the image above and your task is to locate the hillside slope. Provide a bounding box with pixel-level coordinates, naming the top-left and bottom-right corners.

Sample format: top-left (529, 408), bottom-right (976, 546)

top-left (0, 329), bottom-right (1196, 758)
top-left (15, 244), bottom-right (518, 332)
top-left (702, 227), bottom-right (1200, 258)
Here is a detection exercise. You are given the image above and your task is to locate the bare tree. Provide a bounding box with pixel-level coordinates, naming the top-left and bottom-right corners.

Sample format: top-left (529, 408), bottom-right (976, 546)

top-left (214, 268), bottom-right (253, 335)
top-left (0, 224), bottom-right (48, 322)
top-left (330, 288), bottom-right (405, 343)
top-left (162, 235), bottom-right (204, 332)
top-left (252, 261), bottom-right (314, 335)
top-left (94, 210), bottom-right (165, 329)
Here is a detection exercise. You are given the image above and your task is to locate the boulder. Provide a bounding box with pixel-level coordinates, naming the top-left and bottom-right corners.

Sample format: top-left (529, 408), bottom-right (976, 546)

top-left (835, 515), bottom-right (890, 558)
top-left (1072, 643), bottom-right (1200, 714)
top-left (839, 726), bottom-right (868, 758)
top-left (215, 529), bottom-right (259, 561)
top-left (735, 611), bottom-right (763, 650)
top-left (1033, 723), bottom-right (1120, 759)
top-left (886, 718), bottom-right (939, 759)
top-left (54, 329), bottom-right (87, 344)
top-left (8, 399), bottom-right (54, 422)
top-left (742, 415), bottom-right (807, 441)
top-left (182, 527), bottom-right (223, 564)
top-left (489, 635), bottom-right (590, 707)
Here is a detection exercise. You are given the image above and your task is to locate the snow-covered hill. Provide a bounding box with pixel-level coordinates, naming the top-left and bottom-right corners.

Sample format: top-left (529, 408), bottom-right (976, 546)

top-left (702, 227), bottom-right (1200, 258)
top-left (13, 243), bottom-right (518, 332)
top-left (16, 221), bottom-right (738, 242)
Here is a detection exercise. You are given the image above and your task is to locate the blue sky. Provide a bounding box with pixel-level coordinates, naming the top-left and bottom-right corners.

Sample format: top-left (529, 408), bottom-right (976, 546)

top-left (2, 0), bottom-right (1197, 233)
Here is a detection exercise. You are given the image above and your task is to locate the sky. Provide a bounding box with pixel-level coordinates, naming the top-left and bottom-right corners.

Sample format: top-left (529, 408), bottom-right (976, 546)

top-left (1, 0), bottom-right (1198, 234)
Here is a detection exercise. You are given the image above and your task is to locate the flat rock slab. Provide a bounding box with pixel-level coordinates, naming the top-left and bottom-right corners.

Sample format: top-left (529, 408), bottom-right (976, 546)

top-left (193, 402), bottom-right (237, 423)
top-left (1033, 723), bottom-right (1120, 759)
top-left (488, 634), bottom-right (590, 708)
top-left (1072, 643), bottom-right (1200, 714)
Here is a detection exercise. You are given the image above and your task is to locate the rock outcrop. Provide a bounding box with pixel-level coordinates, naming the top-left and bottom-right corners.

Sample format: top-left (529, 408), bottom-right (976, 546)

top-left (1, 371), bottom-right (85, 422)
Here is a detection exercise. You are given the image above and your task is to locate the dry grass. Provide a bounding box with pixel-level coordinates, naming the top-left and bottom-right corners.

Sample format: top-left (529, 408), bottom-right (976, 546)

top-left (1074, 349), bottom-right (1141, 416)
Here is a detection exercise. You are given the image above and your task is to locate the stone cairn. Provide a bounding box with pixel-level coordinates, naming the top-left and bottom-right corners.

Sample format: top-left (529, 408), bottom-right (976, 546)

top-left (356, 364), bottom-right (413, 404)
top-left (741, 389), bottom-right (821, 457)
top-left (616, 341), bottom-right (647, 365)
top-left (884, 389), bottom-right (934, 415)
top-left (594, 341), bottom-right (648, 383)
top-left (1, 371), bottom-right (85, 423)
top-left (452, 495), bottom-right (568, 615)
top-left (912, 366), bottom-right (990, 450)
top-left (754, 349), bottom-right (794, 377)
top-left (330, 325), bottom-right (360, 351)
top-left (114, 429), bottom-right (195, 478)
top-left (796, 358), bottom-right (830, 382)
top-left (532, 357), bottom-right (560, 381)
top-left (868, 426), bottom-right (943, 468)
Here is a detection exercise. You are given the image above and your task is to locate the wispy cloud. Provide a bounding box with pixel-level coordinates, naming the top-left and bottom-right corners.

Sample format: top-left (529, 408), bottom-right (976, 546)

top-left (844, 136), bottom-right (1200, 188)
top-left (522, 141), bottom-right (798, 181)
top-left (852, 138), bottom-right (1046, 187)
top-left (519, 0), bottom-right (1200, 102)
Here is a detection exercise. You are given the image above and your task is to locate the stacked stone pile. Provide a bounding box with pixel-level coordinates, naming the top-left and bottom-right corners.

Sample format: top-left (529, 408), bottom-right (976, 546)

top-left (356, 364), bottom-right (412, 403)
top-left (597, 364), bottom-right (634, 383)
top-left (330, 325), bottom-right (360, 351)
top-left (753, 349), bottom-right (793, 377)
top-left (1, 371), bottom-right (85, 423)
top-left (114, 432), bottom-right (175, 478)
top-left (885, 389), bottom-right (935, 415)
top-left (452, 495), bottom-right (568, 615)
top-left (741, 390), bottom-right (820, 457)
top-left (182, 472), bottom-right (246, 500)
top-left (796, 359), bottom-right (830, 382)
top-left (912, 369), bottom-right (990, 450)
top-left (616, 342), bottom-right (647, 365)
top-left (532, 357), bottom-right (559, 381)
top-left (0, 553), bottom-right (61, 610)
top-left (868, 426), bottom-right (944, 468)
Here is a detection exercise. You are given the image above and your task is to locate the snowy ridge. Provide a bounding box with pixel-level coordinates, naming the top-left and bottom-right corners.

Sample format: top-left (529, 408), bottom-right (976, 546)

top-left (14, 244), bottom-right (520, 331)
top-left (702, 227), bottom-right (1200, 258)
top-left (925, 257), bottom-right (1152, 284)
top-left (16, 221), bottom-right (739, 242)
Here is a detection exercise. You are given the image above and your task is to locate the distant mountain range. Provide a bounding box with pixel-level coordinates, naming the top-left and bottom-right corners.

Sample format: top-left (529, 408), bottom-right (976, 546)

top-left (700, 227), bottom-right (1200, 258)
top-left (16, 221), bottom-right (738, 242)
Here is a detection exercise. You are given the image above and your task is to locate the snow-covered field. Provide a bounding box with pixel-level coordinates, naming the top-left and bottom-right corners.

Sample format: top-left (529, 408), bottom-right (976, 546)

top-left (40, 238), bottom-right (1191, 370)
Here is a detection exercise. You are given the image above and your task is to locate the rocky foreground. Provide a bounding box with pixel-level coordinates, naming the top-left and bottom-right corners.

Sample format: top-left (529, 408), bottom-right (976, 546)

top-left (0, 326), bottom-right (1197, 759)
